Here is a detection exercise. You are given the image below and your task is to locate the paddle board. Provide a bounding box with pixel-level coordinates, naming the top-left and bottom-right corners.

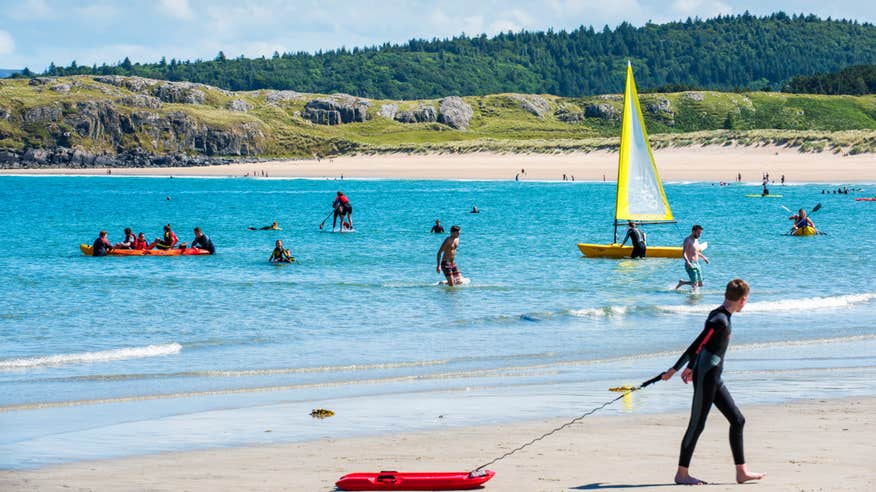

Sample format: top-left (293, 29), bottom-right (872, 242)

top-left (855, 197), bottom-right (876, 202)
top-left (336, 470), bottom-right (495, 491)
top-left (745, 194), bottom-right (783, 198)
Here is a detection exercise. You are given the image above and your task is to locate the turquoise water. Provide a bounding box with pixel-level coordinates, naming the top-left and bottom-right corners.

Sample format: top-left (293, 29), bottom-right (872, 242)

top-left (1, 176), bottom-right (875, 469)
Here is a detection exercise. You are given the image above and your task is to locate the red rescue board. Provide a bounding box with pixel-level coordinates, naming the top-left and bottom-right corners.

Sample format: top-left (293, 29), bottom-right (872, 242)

top-left (336, 470), bottom-right (495, 491)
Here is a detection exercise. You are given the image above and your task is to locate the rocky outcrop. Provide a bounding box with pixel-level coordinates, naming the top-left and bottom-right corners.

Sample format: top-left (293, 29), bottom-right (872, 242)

top-left (0, 147), bottom-right (262, 169)
top-left (118, 95), bottom-right (162, 109)
top-left (92, 76), bottom-right (228, 104)
top-left (683, 92), bottom-right (705, 101)
top-left (509, 94), bottom-right (550, 118)
top-left (227, 99), bottom-right (251, 112)
top-left (584, 103), bottom-right (621, 120)
top-left (22, 104), bottom-right (62, 123)
top-left (378, 104), bottom-right (398, 120)
top-left (28, 77), bottom-right (56, 86)
top-left (155, 83), bottom-right (205, 104)
top-left (437, 96), bottom-right (473, 129)
top-left (263, 90), bottom-right (303, 105)
top-left (395, 105), bottom-right (436, 123)
top-left (303, 95), bottom-right (370, 125)
top-left (647, 98), bottom-right (672, 115)
top-left (555, 109), bottom-right (586, 123)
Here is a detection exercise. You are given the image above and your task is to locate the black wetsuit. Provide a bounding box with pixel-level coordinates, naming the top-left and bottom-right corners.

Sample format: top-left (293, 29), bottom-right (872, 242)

top-left (431, 225), bottom-right (445, 233)
top-left (191, 234), bottom-right (216, 254)
top-left (623, 228), bottom-right (647, 258)
top-left (92, 237), bottom-right (111, 257)
top-left (672, 306), bottom-right (745, 468)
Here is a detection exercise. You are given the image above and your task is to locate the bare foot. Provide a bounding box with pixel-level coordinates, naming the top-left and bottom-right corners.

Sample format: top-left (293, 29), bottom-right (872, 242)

top-left (736, 470), bottom-right (765, 483)
top-left (675, 280), bottom-right (685, 290)
top-left (674, 472), bottom-right (708, 485)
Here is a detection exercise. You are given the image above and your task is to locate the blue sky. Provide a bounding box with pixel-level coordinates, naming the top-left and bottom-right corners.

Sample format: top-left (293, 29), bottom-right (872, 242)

top-left (1, 0), bottom-right (873, 71)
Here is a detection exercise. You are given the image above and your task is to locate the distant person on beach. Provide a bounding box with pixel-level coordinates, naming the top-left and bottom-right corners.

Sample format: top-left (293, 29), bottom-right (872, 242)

top-left (676, 225), bottom-right (709, 291)
top-left (113, 227), bottom-right (136, 249)
top-left (470, 205), bottom-right (479, 214)
top-left (248, 222), bottom-right (280, 230)
top-left (661, 278), bottom-right (765, 485)
top-left (781, 175), bottom-right (785, 185)
top-left (150, 224), bottom-right (178, 250)
top-left (431, 220), bottom-right (445, 234)
top-left (269, 240), bottom-right (294, 263)
top-left (332, 191), bottom-right (353, 230)
top-left (620, 220), bottom-right (647, 258)
top-left (186, 227), bottom-right (215, 254)
top-left (789, 209), bottom-right (815, 234)
top-left (92, 230), bottom-right (113, 256)
top-left (436, 225), bottom-right (463, 286)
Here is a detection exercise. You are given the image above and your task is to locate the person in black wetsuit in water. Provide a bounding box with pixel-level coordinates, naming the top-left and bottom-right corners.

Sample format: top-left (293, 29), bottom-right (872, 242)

top-left (661, 278), bottom-right (765, 485)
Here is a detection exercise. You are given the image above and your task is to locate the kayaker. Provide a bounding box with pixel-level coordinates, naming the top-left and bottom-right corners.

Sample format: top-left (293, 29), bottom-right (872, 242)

top-left (186, 227), bottom-right (215, 254)
top-left (436, 225), bottom-right (463, 286)
top-left (248, 221), bottom-right (280, 230)
top-left (92, 230), bottom-right (113, 256)
top-left (661, 279), bottom-right (765, 486)
top-left (675, 225), bottom-right (709, 291)
top-left (133, 232), bottom-right (149, 250)
top-left (269, 240), bottom-right (294, 263)
top-left (430, 219), bottom-right (445, 234)
top-left (620, 220), bottom-right (647, 258)
top-left (332, 191), bottom-right (352, 230)
top-left (113, 227), bottom-right (136, 249)
top-left (789, 209), bottom-right (815, 234)
top-left (150, 224), bottom-right (178, 250)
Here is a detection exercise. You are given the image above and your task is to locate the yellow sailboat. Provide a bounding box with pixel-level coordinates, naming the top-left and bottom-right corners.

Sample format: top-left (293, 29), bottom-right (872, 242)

top-left (578, 62), bottom-right (682, 258)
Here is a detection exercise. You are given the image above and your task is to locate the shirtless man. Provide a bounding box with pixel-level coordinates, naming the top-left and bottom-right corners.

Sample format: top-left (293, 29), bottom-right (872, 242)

top-left (436, 225), bottom-right (463, 286)
top-left (676, 225), bottom-right (709, 291)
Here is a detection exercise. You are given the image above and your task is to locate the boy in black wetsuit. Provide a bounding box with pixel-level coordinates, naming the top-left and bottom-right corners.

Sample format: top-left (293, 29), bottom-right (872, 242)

top-left (662, 278), bottom-right (765, 485)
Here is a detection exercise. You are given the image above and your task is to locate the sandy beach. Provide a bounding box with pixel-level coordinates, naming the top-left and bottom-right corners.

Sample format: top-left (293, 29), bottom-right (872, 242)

top-left (1, 397), bottom-right (872, 491)
top-left (3, 145), bottom-right (876, 182)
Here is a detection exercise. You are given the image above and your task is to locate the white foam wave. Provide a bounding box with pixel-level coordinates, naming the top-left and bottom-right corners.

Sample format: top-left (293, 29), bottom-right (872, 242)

top-left (659, 293), bottom-right (876, 314)
top-left (0, 343), bottom-right (182, 370)
top-left (569, 306), bottom-right (629, 318)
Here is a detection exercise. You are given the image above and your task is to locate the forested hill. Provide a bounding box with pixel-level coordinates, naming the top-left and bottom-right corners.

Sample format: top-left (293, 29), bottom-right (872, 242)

top-left (785, 65), bottom-right (876, 94)
top-left (23, 13), bottom-right (876, 99)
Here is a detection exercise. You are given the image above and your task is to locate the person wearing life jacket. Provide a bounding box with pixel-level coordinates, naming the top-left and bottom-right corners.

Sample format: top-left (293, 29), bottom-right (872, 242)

top-left (150, 224), bottom-right (178, 250)
top-left (789, 209), bottom-right (815, 234)
top-left (133, 232), bottom-right (149, 250)
top-left (332, 191), bottom-right (353, 230)
top-left (269, 239), bottom-right (294, 263)
top-left (92, 230), bottom-right (114, 256)
top-left (113, 227), bottom-right (136, 249)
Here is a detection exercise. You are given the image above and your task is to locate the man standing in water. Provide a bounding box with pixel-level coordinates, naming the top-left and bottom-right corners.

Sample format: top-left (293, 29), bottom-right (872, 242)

top-left (662, 279), bottom-right (765, 485)
top-left (436, 225), bottom-right (463, 286)
top-left (620, 220), bottom-right (647, 258)
top-left (676, 225), bottom-right (709, 291)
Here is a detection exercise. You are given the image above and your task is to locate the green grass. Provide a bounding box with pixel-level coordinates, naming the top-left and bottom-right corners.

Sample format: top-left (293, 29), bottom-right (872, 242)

top-left (2, 75), bottom-right (876, 159)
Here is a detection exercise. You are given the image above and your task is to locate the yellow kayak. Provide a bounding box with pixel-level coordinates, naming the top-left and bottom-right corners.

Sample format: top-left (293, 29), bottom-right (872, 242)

top-left (792, 226), bottom-right (817, 236)
top-left (577, 243), bottom-right (683, 258)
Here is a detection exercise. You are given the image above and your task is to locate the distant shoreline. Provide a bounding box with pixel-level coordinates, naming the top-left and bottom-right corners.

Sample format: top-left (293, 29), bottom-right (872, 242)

top-left (3, 145), bottom-right (875, 182)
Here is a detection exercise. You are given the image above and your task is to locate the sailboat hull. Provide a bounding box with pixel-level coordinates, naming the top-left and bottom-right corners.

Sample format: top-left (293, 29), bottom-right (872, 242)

top-left (577, 243), bottom-right (682, 258)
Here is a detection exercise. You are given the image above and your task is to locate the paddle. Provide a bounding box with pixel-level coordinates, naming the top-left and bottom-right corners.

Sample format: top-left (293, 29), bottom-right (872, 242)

top-left (318, 209), bottom-right (335, 230)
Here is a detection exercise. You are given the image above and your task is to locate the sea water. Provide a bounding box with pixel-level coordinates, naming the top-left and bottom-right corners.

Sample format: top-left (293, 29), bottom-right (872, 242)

top-left (1, 176), bottom-right (874, 468)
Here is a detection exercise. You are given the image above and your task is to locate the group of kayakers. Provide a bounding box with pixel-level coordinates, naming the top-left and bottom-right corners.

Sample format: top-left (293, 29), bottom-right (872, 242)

top-left (91, 224), bottom-right (215, 256)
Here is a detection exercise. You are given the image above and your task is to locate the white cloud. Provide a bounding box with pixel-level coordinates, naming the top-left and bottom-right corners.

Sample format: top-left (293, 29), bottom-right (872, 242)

top-left (0, 30), bottom-right (14, 57)
top-left (158, 0), bottom-right (194, 20)
top-left (75, 3), bottom-right (122, 23)
top-left (7, 0), bottom-right (54, 20)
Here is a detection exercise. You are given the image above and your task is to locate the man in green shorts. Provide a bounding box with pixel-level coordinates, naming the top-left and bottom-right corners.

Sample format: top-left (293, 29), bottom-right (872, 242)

top-left (676, 225), bottom-right (709, 291)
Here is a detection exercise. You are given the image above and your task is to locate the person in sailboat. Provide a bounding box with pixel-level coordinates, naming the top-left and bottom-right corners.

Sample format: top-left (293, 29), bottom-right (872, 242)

top-left (620, 220), bottom-right (647, 258)
top-left (676, 225), bottom-right (709, 291)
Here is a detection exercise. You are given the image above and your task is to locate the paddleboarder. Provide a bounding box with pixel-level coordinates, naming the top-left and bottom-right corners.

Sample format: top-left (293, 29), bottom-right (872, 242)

top-left (436, 225), bottom-right (463, 286)
top-left (675, 225), bottom-right (709, 291)
top-left (332, 191), bottom-right (352, 230)
top-left (661, 278), bottom-right (765, 485)
top-left (620, 220), bottom-right (647, 258)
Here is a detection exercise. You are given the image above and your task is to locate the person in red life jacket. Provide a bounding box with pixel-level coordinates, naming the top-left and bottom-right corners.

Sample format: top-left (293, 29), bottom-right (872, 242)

top-left (332, 191), bottom-right (353, 230)
top-left (133, 232), bottom-right (149, 250)
top-left (92, 230), bottom-right (114, 256)
top-left (149, 224), bottom-right (178, 250)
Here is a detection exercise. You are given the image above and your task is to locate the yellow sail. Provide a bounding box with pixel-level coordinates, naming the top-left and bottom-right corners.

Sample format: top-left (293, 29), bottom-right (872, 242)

top-left (614, 62), bottom-right (674, 223)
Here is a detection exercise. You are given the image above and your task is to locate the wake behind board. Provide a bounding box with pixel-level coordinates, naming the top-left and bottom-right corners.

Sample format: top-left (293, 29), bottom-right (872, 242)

top-left (336, 470), bottom-right (495, 491)
top-left (745, 194), bottom-right (783, 198)
top-left (437, 276), bottom-right (470, 286)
